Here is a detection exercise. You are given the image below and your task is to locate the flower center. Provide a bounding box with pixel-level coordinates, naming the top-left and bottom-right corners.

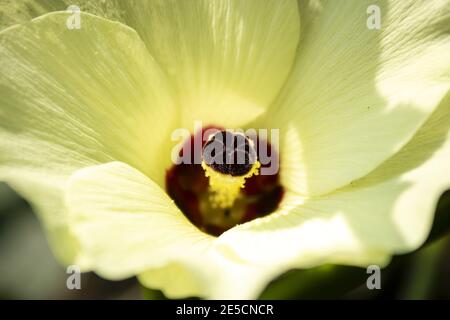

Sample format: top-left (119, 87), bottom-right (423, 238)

top-left (202, 130), bottom-right (258, 176)
top-left (201, 130), bottom-right (261, 209)
top-left (166, 126), bottom-right (284, 236)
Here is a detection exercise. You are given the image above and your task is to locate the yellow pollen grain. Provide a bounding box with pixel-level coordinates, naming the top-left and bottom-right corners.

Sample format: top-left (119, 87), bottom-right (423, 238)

top-left (201, 160), bottom-right (261, 209)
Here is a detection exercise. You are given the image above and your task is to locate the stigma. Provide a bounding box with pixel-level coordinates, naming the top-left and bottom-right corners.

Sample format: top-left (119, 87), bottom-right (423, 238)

top-left (201, 130), bottom-right (261, 208)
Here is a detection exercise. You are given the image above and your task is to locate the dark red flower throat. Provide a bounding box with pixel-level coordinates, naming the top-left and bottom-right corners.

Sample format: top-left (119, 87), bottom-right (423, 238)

top-left (166, 126), bottom-right (284, 236)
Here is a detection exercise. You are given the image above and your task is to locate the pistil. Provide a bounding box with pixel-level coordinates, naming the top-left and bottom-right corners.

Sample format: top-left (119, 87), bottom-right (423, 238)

top-left (201, 131), bottom-right (261, 208)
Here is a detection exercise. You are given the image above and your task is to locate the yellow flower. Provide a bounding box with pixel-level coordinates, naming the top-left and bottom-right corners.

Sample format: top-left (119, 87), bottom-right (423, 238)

top-left (0, 0), bottom-right (449, 298)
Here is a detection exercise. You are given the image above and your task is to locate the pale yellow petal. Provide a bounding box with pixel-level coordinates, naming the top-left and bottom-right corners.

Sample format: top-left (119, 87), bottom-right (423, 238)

top-left (118, 0), bottom-right (300, 128)
top-left (0, 0), bottom-right (123, 30)
top-left (218, 93), bottom-right (450, 272)
top-left (263, 0), bottom-right (450, 195)
top-left (0, 12), bottom-right (177, 263)
top-left (66, 162), bottom-right (215, 293)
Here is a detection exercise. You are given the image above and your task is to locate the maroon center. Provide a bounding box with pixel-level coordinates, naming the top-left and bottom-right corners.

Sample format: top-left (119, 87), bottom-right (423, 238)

top-left (165, 126), bottom-right (284, 236)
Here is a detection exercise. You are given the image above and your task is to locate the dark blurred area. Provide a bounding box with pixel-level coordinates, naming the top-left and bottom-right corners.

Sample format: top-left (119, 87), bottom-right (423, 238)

top-left (0, 181), bottom-right (449, 299)
top-left (0, 182), bottom-right (141, 299)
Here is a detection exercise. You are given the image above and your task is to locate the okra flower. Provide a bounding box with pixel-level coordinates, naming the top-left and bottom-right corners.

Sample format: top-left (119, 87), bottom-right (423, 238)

top-left (0, 0), bottom-right (449, 298)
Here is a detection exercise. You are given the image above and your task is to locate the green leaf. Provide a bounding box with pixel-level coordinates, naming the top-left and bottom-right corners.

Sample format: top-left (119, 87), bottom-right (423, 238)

top-left (259, 265), bottom-right (367, 300)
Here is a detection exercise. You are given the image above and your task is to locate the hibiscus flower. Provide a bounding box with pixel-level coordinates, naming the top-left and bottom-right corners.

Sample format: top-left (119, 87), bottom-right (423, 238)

top-left (0, 0), bottom-right (449, 299)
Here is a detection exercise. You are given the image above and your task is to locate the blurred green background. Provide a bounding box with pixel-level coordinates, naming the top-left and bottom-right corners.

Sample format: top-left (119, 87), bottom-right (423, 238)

top-left (0, 182), bottom-right (140, 299)
top-left (0, 181), bottom-right (449, 300)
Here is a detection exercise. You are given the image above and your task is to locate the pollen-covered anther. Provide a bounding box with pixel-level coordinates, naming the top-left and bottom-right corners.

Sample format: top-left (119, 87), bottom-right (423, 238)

top-left (201, 130), bottom-right (261, 208)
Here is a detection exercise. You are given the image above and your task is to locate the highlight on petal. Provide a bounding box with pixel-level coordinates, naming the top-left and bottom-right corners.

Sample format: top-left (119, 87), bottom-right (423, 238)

top-left (117, 0), bottom-right (300, 128)
top-left (217, 94), bottom-right (450, 272)
top-left (0, 12), bottom-right (178, 264)
top-left (263, 0), bottom-right (450, 195)
top-left (65, 161), bottom-right (216, 296)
